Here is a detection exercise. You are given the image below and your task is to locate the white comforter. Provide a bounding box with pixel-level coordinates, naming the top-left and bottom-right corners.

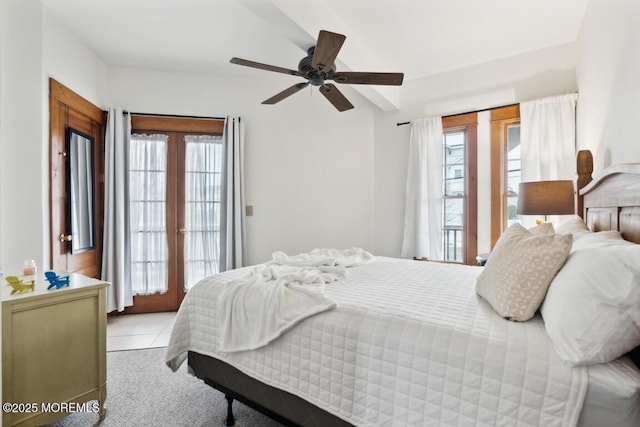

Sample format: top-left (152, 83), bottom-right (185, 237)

top-left (166, 255), bottom-right (588, 427)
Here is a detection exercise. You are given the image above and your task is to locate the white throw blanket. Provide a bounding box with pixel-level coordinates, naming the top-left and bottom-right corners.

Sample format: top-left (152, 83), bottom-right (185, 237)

top-left (218, 248), bottom-right (373, 352)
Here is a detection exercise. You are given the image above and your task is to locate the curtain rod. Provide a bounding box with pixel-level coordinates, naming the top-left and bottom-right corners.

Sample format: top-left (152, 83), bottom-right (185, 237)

top-left (396, 102), bottom-right (519, 127)
top-left (124, 111), bottom-right (225, 120)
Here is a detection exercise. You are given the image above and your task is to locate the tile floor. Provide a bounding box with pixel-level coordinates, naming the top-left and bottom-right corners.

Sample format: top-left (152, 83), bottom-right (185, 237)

top-left (107, 311), bottom-right (176, 352)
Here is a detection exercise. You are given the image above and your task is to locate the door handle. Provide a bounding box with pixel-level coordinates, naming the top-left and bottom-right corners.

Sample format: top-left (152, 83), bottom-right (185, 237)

top-left (59, 233), bottom-right (72, 242)
top-left (178, 227), bottom-right (186, 234)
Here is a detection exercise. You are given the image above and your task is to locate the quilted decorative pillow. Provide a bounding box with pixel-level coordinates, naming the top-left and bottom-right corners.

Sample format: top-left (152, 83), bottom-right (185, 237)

top-left (541, 244), bottom-right (640, 366)
top-left (476, 223), bottom-right (572, 322)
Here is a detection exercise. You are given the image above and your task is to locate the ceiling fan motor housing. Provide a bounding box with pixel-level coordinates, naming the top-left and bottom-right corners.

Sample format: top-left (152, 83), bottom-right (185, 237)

top-left (299, 46), bottom-right (335, 86)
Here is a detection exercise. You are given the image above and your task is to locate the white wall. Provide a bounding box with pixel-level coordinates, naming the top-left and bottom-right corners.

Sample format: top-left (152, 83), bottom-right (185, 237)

top-left (476, 111), bottom-right (492, 254)
top-left (0, 0), bottom-right (45, 274)
top-left (401, 42), bottom-right (579, 122)
top-left (43, 9), bottom-right (108, 109)
top-left (373, 42), bottom-right (580, 257)
top-left (106, 66), bottom-right (376, 265)
top-left (0, 3), bottom-right (108, 274)
top-left (576, 0), bottom-right (640, 170)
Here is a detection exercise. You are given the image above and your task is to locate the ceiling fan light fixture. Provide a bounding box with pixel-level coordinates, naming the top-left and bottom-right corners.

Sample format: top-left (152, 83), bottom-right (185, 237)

top-left (309, 74), bottom-right (324, 86)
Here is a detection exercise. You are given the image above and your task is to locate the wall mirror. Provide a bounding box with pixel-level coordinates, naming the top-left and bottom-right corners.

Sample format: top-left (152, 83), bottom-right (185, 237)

top-left (67, 128), bottom-right (96, 254)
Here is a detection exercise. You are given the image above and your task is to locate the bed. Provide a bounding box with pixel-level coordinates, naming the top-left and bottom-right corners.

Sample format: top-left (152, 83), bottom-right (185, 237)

top-left (166, 150), bottom-right (640, 426)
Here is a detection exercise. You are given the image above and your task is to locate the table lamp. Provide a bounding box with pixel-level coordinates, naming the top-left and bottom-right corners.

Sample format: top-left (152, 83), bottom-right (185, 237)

top-left (516, 180), bottom-right (575, 223)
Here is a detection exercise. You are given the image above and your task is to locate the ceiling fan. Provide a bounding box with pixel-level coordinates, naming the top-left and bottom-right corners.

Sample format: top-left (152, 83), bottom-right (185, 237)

top-left (230, 30), bottom-right (404, 112)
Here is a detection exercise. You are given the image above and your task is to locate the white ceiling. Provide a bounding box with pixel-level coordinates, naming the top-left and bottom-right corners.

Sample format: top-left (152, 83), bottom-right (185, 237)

top-left (41, 0), bottom-right (588, 108)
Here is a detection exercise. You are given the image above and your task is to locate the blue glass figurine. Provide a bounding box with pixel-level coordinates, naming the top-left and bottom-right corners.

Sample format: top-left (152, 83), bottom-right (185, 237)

top-left (45, 271), bottom-right (70, 290)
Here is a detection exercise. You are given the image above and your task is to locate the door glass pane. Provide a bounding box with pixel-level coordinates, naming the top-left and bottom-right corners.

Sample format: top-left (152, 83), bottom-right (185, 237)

top-left (183, 135), bottom-right (223, 290)
top-left (445, 167), bottom-right (464, 196)
top-left (444, 131), bottom-right (465, 196)
top-left (506, 124), bottom-right (522, 226)
top-left (129, 134), bottom-right (169, 295)
top-left (443, 198), bottom-right (463, 262)
top-left (443, 130), bottom-right (465, 262)
top-left (507, 196), bottom-right (519, 226)
top-left (444, 131), bottom-right (465, 164)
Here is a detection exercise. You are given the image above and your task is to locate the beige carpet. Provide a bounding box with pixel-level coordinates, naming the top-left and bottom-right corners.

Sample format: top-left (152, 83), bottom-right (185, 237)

top-left (46, 347), bottom-right (283, 427)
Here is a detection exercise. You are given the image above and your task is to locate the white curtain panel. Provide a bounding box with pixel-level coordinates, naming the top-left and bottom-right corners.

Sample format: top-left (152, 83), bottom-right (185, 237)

top-left (520, 93), bottom-right (578, 227)
top-left (219, 117), bottom-right (246, 272)
top-left (401, 117), bottom-right (444, 260)
top-left (520, 93), bottom-right (578, 182)
top-left (102, 108), bottom-right (133, 312)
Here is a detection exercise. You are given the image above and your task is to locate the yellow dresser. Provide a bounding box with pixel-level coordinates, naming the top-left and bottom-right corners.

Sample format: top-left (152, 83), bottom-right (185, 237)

top-left (2, 273), bottom-right (108, 426)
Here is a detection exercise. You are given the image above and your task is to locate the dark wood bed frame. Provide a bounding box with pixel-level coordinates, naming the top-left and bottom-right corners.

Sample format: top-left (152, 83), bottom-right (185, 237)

top-left (188, 149), bottom-right (640, 426)
top-left (578, 150), bottom-right (640, 243)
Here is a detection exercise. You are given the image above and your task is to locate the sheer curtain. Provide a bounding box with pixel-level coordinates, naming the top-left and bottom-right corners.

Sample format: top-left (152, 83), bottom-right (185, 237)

top-left (401, 117), bottom-right (444, 260)
top-left (102, 108), bottom-right (133, 312)
top-left (219, 117), bottom-right (246, 272)
top-left (521, 93), bottom-right (578, 182)
top-left (183, 135), bottom-right (223, 289)
top-left (128, 134), bottom-right (169, 295)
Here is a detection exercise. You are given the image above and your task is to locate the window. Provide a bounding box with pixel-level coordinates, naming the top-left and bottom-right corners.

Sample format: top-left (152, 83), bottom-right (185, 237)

top-left (441, 113), bottom-right (477, 264)
top-left (490, 105), bottom-right (521, 247)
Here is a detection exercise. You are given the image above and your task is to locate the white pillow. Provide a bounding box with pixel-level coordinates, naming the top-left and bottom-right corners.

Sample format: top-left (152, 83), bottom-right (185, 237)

top-left (476, 223), bottom-right (572, 322)
top-left (570, 230), bottom-right (631, 253)
top-left (555, 215), bottom-right (590, 235)
top-left (541, 244), bottom-right (640, 366)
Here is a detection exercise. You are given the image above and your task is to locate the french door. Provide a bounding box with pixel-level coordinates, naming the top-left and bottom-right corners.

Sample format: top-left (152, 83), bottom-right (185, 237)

top-left (125, 116), bottom-right (224, 313)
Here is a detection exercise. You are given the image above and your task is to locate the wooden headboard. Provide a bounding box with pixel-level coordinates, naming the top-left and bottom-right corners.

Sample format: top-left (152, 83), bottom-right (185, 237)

top-left (577, 150), bottom-right (640, 244)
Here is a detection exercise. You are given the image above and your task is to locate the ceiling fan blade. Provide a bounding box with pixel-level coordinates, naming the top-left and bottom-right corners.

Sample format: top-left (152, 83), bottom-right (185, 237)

top-left (332, 72), bottom-right (404, 86)
top-left (319, 84), bottom-right (354, 112)
top-left (262, 82), bottom-right (309, 105)
top-left (230, 57), bottom-right (303, 77)
top-left (311, 30), bottom-right (346, 71)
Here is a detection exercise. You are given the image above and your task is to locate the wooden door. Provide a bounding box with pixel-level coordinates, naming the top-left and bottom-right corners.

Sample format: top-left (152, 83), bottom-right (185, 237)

top-left (49, 79), bottom-right (105, 278)
top-left (125, 116), bottom-right (224, 313)
top-left (124, 131), bottom-right (181, 313)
